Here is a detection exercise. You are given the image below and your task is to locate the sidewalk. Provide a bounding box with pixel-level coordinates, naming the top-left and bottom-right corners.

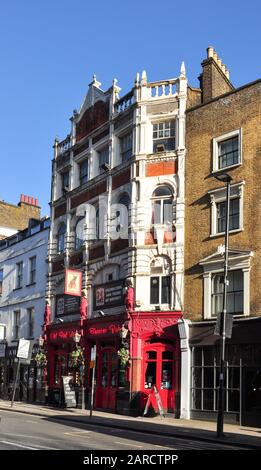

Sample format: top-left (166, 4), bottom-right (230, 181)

top-left (0, 399), bottom-right (260, 449)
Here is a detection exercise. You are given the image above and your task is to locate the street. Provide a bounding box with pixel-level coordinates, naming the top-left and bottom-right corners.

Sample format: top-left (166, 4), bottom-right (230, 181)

top-left (0, 409), bottom-right (248, 450)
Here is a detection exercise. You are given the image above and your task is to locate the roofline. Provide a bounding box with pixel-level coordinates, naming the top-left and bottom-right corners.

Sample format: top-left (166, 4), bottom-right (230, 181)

top-left (186, 78), bottom-right (261, 113)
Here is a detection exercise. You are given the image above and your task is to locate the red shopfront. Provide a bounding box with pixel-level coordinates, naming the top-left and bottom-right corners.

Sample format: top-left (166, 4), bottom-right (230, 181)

top-left (129, 311), bottom-right (182, 416)
top-left (46, 321), bottom-right (90, 406)
top-left (86, 316), bottom-right (127, 411)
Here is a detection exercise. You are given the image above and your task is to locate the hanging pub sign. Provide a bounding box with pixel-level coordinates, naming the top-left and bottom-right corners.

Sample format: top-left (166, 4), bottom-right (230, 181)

top-left (64, 269), bottom-right (82, 297)
top-left (93, 280), bottom-right (124, 310)
top-left (56, 294), bottom-right (81, 317)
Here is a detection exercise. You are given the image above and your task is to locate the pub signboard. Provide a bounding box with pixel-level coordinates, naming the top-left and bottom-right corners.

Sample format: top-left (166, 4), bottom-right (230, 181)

top-left (56, 294), bottom-right (81, 317)
top-left (93, 280), bottom-right (124, 310)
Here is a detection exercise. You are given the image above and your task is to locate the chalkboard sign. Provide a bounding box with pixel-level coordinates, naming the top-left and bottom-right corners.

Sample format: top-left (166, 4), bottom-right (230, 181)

top-left (62, 376), bottom-right (76, 408)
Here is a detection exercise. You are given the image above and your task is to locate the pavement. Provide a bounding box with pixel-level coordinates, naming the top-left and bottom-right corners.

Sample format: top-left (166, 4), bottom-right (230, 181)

top-left (0, 399), bottom-right (260, 449)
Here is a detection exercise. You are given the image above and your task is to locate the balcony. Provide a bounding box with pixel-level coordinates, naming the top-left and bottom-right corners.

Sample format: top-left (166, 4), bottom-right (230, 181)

top-left (148, 79), bottom-right (177, 99)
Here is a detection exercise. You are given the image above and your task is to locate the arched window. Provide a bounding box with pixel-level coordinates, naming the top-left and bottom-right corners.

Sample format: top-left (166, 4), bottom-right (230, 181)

top-left (75, 217), bottom-right (85, 249)
top-left (150, 257), bottom-right (171, 306)
top-left (151, 186), bottom-right (173, 225)
top-left (57, 223), bottom-right (66, 253)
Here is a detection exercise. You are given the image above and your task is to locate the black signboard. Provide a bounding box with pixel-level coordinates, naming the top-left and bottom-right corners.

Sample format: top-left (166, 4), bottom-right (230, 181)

top-left (56, 295), bottom-right (80, 317)
top-left (62, 376), bottom-right (76, 408)
top-left (93, 280), bottom-right (124, 310)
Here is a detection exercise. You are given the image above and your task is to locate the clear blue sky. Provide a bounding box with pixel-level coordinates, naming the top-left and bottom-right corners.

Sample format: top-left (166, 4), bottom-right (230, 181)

top-left (0, 0), bottom-right (260, 216)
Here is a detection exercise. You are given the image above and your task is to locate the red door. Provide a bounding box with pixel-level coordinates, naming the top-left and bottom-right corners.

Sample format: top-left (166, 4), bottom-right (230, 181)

top-left (142, 343), bottom-right (178, 413)
top-left (96, 347), bottom-right (118, 410)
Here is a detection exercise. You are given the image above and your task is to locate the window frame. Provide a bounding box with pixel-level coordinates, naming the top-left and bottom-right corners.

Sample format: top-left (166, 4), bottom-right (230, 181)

top-left (200, 250), bottom-right (253, 319)
top-left (98, 146), bottom-right (110, 170)
top-left (151, 186), bottom-right (173, 226)
top-left (61, 170), bottom-right (70, 192)
top-left (13, 310), bottom-right (21, 340)
top-left (57, 223), bottom-right (66, 254)
top-left (120, 131), bottom-right (133, 162)
top-left (29, 256), bottom-right (36, 285)
top-left (211, 269), bottom-right (244, 317)
top-left (212, 129), bottom-right (242, 173)
top-left (152, 120), bottom-right (175, 153)
top-left (27, 307), bottom-right (35, 338)
top-left (209, 182), bottom-right (244, 237)
top-left (79, 159), bottom-right (88, 186)
top-left (16, 262), bottom-right (23, 289)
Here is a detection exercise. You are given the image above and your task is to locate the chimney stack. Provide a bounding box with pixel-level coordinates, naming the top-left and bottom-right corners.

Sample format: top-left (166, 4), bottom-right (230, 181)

top-left (20, 194), bottom-right (39, 206)
top-left (199, 46), bottom-right (234, 103)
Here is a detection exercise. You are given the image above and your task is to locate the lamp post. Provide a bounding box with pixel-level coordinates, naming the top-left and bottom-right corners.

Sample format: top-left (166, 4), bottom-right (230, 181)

top-left (213, 172), bottom-right (233, 438)
top-left (73, 331), bottom-right (85, 410)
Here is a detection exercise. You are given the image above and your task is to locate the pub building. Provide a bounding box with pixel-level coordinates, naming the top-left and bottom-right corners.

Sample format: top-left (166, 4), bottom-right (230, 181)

top-left (45, 65), bottom-right (190, 416)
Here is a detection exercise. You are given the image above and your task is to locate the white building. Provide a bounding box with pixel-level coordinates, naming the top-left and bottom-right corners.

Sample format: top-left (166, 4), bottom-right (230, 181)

top-left (46, 63), bottom-right (190, 416)
top-left (0, 217), bottom-right (50, 401)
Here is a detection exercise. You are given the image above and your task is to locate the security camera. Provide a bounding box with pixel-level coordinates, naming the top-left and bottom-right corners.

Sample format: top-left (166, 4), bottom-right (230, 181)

top-left (57, 318), bottom-right (64, 323)
top-left (98, 310), bottom-right (105, 317)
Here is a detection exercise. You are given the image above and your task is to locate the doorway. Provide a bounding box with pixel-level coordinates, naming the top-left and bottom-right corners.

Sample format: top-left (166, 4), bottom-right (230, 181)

top-left (142, 342), bottom-right (178, 413)
top-left (242, 367), bottom-right (261, 427)
top-left (96, 347), bottom-right (118, 410)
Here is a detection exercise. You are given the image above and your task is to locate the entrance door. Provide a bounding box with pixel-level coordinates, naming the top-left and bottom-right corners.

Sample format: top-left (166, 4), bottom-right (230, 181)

top-left (96, 348), bottom-right (118, 410)
top-left (242, 367), bottom-right (261, 427)
top-left (143, 343), bottom-right (177, 413)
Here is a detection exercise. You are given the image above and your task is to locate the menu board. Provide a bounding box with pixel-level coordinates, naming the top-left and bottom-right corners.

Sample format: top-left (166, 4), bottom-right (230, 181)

top-left (62, 376), bottom-right (76, 408)
top-left (56, 295), bottom-right (81, 317)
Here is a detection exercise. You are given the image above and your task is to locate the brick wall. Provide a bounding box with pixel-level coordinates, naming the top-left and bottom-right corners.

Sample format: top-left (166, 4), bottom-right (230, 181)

top-left (0, 200), bottom-right (40, 232)
top-left (184, 80), bottom-right (261, 320)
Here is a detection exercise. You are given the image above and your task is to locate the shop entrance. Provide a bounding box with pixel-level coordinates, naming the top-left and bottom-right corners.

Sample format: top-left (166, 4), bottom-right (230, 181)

top-left (96, 347), bottom-right (118, 410)
top-left (142, 342), bottom-right (178, 413)
top-left (242, 367), bottom-right (261, 427)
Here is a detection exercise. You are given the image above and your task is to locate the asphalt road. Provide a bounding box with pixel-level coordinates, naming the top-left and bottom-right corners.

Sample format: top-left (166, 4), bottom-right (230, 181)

top-left (0, 409), bottom-right (247, 450)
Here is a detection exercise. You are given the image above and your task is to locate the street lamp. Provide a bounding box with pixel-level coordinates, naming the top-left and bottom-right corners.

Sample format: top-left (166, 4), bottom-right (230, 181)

top-left (73, 331), bottom-right (85, 410)
top-left (213, 172), bottom-right (233, 438)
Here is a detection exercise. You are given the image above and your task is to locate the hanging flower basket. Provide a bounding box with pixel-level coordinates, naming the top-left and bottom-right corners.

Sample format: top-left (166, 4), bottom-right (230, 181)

top-left (117, 347), bottom-right (130, 366)
top-left (35, 351), bottom-right (47, 367)
top-left (69, 347), bottom-right (84, 368)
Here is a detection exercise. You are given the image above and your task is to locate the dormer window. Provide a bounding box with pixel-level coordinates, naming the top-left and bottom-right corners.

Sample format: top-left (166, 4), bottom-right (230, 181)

top-left (153, 121), bottom-right (175, 153)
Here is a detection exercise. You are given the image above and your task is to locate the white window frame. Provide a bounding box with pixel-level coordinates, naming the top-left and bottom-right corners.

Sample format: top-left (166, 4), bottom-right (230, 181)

top-left (27, 307), bottom-right (35, 339)
top-left (29, 256), bottom-right (36, 284)
top-left (16, 262), bottom-right (23, 289)
top-left (212, 129), bottom-right (242, 173)
top-left (13, 310), bottom-right (21, 340)
top-left (209, 181), bottom-right (244, 237)
top-left (152, 120), bottom-right (176, 153)
top-left (200, 251), bottom-right (253, 319)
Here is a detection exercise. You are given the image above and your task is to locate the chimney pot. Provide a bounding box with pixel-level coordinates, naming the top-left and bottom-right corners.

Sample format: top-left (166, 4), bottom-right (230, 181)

top-left (31, 197), bottom-right (35, 206)
top-left (207, 46), bottom-right (214, 58)
top-left (221, 64), bottom-right (226, 74)
top-left (217, 58), bottom-right (222, 68)
top-left (20, 194), bottom-right (24, 203)
top-left (35, 198), bottom-right (39, 206)
top-left (213, 51), bottom-right (218, 62)
top-left (24, 195), bottom-right (28, 203)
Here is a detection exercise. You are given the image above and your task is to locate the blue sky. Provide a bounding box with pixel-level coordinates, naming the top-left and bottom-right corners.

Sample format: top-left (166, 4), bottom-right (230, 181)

top-left (0, 0), bottom-right (260, 216)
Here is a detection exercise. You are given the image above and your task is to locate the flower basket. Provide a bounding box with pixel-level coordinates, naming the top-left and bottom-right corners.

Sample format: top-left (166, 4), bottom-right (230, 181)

top-left (35, 351), bottom-right (47, 367)
top-left (117, 347), bottom-right (130, 366)
top-left (70, 347), bottom-right (84, 368)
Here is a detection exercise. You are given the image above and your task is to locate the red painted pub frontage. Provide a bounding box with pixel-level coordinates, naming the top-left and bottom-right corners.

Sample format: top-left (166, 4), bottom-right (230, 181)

top-left (45, 287), bottom-right (183, 416)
